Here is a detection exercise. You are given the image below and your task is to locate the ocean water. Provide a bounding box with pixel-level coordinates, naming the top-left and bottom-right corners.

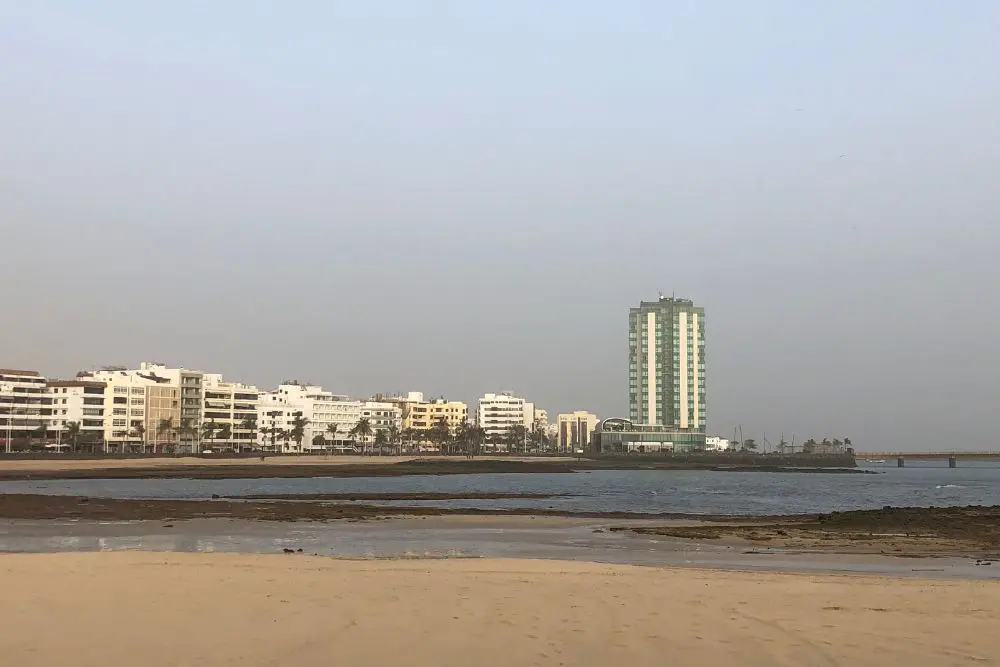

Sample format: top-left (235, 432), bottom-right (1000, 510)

top-left (2, 460), bottom-right (999, 515)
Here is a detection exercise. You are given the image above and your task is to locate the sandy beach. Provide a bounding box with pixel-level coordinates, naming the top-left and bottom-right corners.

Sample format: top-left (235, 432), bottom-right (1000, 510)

top-left (2, 553), bottom-right (997, 667)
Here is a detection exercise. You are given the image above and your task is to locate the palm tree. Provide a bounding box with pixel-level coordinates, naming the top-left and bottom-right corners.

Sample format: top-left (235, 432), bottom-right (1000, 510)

top-left (259, 426), bottom-right (276, 453)
top-left (353, 418), bottom-right (373, 455)
top-left (217, 423), bottom-right (232, 451)
top-left (280, 428), bottom-right (293, 451)
top-left (325, 423), bottom-right (339, 455)
top-left (374, 429), bottom-right (388, 454)
top-left (430, 417), bottom-right (451, 454)
top-left (132, 423), bottom-right (147, 453)
top-left (387, 425), bottom-right (401, 455)
top-left (290, 413), bottom-right (309, 451)
top-left (156, 418), bottom-right (176, 454)
top-left (179, 418), bottom-right (198, 453)
top-left (455, 419), bottom-right (472, 457)
top-left (505, 424), bottom-right (528, 454)
top-left (401, 427), bottom-right (415, 453)
top-left (64, 421), bottom-right (82, 454)
top-left (465, 424), bottom-right (485, 458)
top-left (529, 426), bottom-right (549, 454)
top-left (239, 415), bottom-right (257, 452)
top-left (31, 424), bottom-right (48, 450)
top-left (202, 421), bottom-right (217, 451)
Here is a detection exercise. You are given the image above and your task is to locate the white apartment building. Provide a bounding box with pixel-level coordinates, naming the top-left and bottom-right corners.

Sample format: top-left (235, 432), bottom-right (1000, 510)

top-left (532, 407), bottom-right (549, 433)
top-left (557, 411), bottom-right (599, 453)
top-left (201, 373), bottom-right (259, 451)
top-left (1, 369), bottom-right (48, 452)
top-left (477, 392), bottom-right (534, 451)
top-left (257, 383), bottom-right (402, 453)
top-left (705, 436), bottom-right (731, 452)
top-left (46, 379), bottom-right (107, 446)
top-left (360, 401), bottom-right (401, 433)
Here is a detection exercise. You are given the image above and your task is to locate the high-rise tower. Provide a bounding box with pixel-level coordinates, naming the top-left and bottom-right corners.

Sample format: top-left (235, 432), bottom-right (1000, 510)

top-left (628, 296), bottom-right (706, 430)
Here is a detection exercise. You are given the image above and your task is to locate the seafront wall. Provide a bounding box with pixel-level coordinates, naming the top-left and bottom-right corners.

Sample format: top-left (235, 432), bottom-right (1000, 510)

top-left (589, 452), bottom-right (858, 468)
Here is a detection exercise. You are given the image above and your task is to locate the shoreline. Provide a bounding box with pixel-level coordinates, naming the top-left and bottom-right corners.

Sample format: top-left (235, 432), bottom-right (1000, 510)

top-left (0, 456), bottom-right (868, 481)
top-left (1, 493), bottom-right (997, 559)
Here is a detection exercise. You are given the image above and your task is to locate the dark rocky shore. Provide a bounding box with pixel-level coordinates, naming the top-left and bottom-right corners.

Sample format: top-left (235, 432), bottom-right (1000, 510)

top-left (0, 457), bottom-right (866, 481)
top-left (613, 505), bottom-right (1000, 558)
top-left (0, 493), bottom-right (688, 521)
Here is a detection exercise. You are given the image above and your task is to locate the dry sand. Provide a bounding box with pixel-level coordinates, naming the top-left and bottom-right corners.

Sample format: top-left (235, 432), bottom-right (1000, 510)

top-left (2, 553), bottom-right (998, 667)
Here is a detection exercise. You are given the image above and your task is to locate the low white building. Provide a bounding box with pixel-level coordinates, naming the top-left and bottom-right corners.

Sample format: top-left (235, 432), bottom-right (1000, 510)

top-left (257, 383), bottom-right (401, 453)
top-left (46, 379), bottom-right (108, 447)
top-left (477, 392), bottom-right (533, 451)
top-left (532, 407), bottom-right (549, 433)
top-left (1, 369), bottom-right (48, 452)
top-left (705, 436), bottom-right (731, 452)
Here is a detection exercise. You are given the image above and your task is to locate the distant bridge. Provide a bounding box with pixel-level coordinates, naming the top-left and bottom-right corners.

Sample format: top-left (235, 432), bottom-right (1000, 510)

top-left (857, 451), bottom-right (1000, 460)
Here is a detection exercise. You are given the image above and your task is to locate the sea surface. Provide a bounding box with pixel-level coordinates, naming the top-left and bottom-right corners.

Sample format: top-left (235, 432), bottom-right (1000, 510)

top-left (2, 460), bottom-right (999, 515)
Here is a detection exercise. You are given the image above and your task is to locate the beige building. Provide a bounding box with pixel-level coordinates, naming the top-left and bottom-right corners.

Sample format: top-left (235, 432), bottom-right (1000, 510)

top-left (407, 398), bottom-right (468, 433)
top-left (82, 369), bottom-right (181, 452)
top-left (378, 392), bottom-right (468, 437)
top-left (202, 373), bottom-right (259, 451)
top-left (557, 411), bottom-right (599, 453)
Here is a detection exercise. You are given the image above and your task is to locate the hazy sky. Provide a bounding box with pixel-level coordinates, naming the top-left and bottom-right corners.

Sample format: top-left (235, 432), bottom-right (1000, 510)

top-left (2, 2), bottom-right (998, 451)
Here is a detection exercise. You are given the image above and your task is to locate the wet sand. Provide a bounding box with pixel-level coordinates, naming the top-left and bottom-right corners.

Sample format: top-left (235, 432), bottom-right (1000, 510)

top-left (226, 492), bottom-right (566, 501)
top-left (2, 552), bottom-right (998, 667)
top-left (2, 494), bottom-right (999, 558)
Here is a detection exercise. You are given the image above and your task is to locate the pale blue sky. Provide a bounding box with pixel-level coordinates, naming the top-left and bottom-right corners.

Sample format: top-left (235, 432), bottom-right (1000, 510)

top-left (2, 2), bottom-right (998, 450)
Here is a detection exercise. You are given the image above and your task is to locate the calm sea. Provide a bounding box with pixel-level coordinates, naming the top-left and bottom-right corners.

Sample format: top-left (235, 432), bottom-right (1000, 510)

top-left (2, 460), bottom-right (999, 515)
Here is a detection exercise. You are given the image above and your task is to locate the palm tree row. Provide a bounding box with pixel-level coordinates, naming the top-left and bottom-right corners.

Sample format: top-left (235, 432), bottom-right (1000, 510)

top-left (39, 414), bottom-right (546, 457)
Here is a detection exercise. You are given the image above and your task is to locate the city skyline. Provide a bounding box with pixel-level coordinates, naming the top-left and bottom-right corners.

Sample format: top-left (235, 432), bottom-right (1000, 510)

top-left (2, 3), bottom-right (998, 451)
top-left (4, 364), bottom-right (597, 453)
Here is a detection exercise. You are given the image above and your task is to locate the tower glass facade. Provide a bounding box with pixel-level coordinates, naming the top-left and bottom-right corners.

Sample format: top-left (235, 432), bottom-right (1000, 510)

top-left (628, 297), bottom-right (706, 431)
